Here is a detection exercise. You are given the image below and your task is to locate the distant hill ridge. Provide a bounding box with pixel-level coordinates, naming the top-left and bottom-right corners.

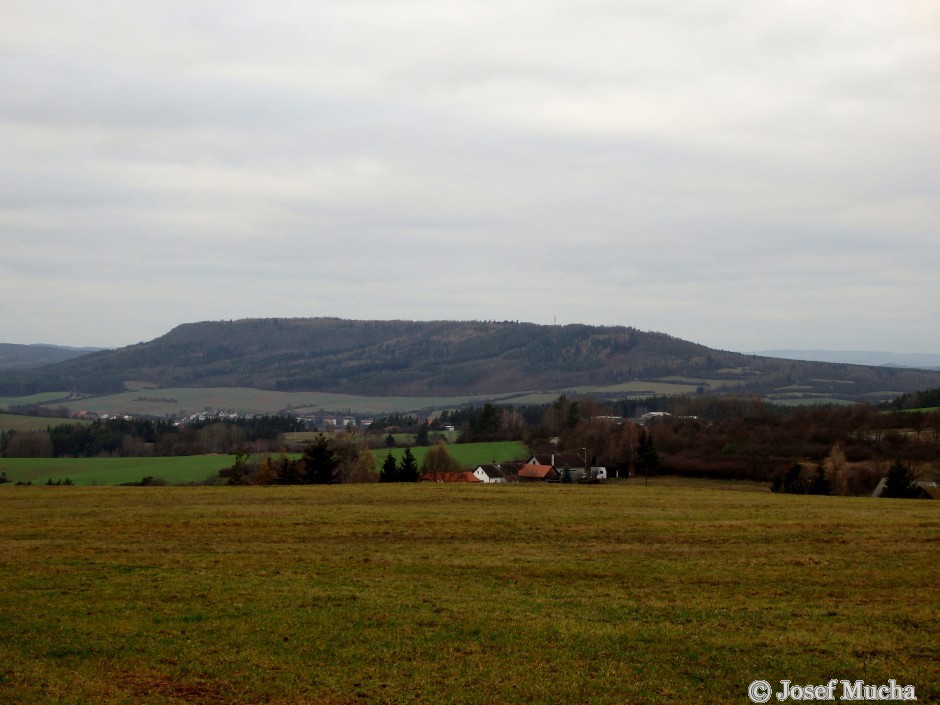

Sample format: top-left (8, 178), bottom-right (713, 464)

top-left (754, 349), bottom-right (940, 370)
top-left (0, 343), bottom-right (105, 372)
top-left (2, 318), bottom-right (940, 401)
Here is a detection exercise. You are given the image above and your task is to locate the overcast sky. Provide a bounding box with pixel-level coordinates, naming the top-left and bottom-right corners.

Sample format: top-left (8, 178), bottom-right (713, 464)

top-left (2, 1), bottom-right (938, 353)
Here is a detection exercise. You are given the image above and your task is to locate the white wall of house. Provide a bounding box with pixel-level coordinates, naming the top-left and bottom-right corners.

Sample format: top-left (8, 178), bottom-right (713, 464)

top-left (473, 466), bottom-right (506, 483)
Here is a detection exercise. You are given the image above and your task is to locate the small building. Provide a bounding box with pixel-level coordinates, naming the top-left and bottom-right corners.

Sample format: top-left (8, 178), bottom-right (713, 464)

top-left (871, 479), bottom-right (940, 499)
top-left (526, 452), bottom-right (585, 470)
top-left (639, 411), bottom-right (671, 424)
top-left (472, 464), bottom-right (506, 483)
top-left (518, 464), bottom-right (559, 482)
top-left (526, 453), bottom-right (588, 479)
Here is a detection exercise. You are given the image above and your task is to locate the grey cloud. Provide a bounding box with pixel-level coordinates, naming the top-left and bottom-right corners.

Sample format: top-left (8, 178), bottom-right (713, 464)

top-left (1, 1), bottom-right (937, 352)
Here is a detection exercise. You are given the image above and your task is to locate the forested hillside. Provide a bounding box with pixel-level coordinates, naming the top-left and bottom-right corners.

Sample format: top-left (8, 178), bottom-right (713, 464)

top-left (1, 318), bottom-right (939, 400)
top-left (0, 344), bottom-right (101, 371)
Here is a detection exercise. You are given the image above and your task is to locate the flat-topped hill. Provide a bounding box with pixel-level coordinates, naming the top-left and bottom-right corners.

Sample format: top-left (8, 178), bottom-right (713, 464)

top-left (2, 318), bottom-right (939, 402)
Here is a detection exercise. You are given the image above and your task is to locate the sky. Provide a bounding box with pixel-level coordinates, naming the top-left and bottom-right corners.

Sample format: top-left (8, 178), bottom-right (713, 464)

top-left (2, 1), bottom-right (938, 353)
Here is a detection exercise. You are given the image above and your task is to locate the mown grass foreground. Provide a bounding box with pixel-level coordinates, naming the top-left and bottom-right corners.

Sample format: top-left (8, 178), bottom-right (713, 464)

top-left (0, 483), bottom-right (937, 704)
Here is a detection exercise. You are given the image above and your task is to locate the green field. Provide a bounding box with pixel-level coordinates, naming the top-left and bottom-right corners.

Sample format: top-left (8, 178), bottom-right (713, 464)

top-left (372, 441), bottom-right (529, 469)
top-left (0, 413), bottom-right (92, 432)
top-left (0, 455), bottom-right (237, 486)
top-left (0, 484), bottom-right (936, 704)
top-left (0, 392), bottom-right (72, 408)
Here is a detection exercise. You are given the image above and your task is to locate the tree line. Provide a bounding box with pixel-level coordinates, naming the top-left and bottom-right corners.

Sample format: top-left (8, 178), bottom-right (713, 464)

top-left (217, 438), bottom-right (461, 485)
top-left (220, 435), bottom-right (349, 485)
top-left (549, 401), bottom-right (939, 495)
top-left (0, 415), bottom-right (305, 458)
top-left (4, 390), bottom-right (940, 496)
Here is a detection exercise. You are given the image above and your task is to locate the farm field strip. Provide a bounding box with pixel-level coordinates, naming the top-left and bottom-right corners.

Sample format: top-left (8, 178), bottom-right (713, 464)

top-left (0, 484), bottom-right (936, 704)
top-left (0, 455), bottom-right (238, 485)
top-left (5, 379), bottom-right (764, 419)
top-left (24, 387), bottom-right (527, 417)
top-left (0, 413), bottom-right (92, 432)
top-left (0, 392), bottom-right (72, 407)
top-left (371, 441), bottom-right (529, 469)
top-left (0, 441), bottom-right (531, 485)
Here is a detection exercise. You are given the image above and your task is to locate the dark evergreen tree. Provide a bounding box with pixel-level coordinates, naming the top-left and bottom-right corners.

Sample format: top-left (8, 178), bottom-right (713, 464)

top-left (415, 422), bottom-right (430, 446)
top-left (634, 430), bottom-right (659, 481)
top-left (380, 452), bottom-right (399, 483)
top-left (276, 455), bottom-right (303, 485)
top-left (470, 403), bottom-right (502, 439)
top-left (564, 401), bottom-right (581, 429)
top-left (301, 435), bottom-right (339, 484)
top-left (806, 463), bottom-right (831, 495)
top-left (771, 463), bottom-right (807, 494)
top-left (398, 447), bottom-right (419, 482)
top-left (221, 449), bottom-right (252, 485)
top-left (882, 460), bottom-right (916, 498)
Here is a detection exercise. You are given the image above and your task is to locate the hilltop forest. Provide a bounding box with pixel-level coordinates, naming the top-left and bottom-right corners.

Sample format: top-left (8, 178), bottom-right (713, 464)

top-left (2, 318), bottom-right (940, 402)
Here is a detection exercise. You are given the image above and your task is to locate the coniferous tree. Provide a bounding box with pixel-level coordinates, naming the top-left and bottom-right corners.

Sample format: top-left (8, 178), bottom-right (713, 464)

top-left (470, 403), bottom-right (502, 439)
top-left (276, 455), bottom-right (303, 485)
top-left (634, 430), bottom-right (659, 481)
top-left (301, 435), bottom-right (339, 484)
top-left (415, 422), bottom-right (431, 446)
top-left (398, 447), bottom-right (419, 482)
top-left (806, 463), bottom-right (831, 495)
top-left (882, 460), bottom-right (916, 498)
top-left (772, 463), bottom-right (807, 494)
top-left (380, 452), bottom-right (399, 483)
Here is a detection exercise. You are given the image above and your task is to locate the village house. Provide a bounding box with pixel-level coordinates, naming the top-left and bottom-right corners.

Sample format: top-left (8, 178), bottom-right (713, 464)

top-left (871, 479), bottom-right (940, 499)
top-left (525, 453), bottom-right (608, 481)
top-left (472, 464), bottom-right (506, 483)
top-left (526, 452), bottom-right (586, 478)
top-left (517, 464), bottom-right (559, 482)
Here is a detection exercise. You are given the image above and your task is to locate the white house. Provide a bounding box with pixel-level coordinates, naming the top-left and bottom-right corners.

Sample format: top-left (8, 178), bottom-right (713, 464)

top-left (472, 464), bottom-right (507, 483)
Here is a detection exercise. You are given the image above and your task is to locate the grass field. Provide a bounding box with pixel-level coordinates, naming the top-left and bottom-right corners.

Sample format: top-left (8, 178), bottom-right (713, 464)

top-left (0, 392), bottom-right (72, 408)
top-left (0, 455), bottom-right (237, 486)
top-left (372, 441), bottom-right (529, 469)
top-left (0, 483), bottom-right (936, 704)
top-left (0, 413), bottom-right (92, 433)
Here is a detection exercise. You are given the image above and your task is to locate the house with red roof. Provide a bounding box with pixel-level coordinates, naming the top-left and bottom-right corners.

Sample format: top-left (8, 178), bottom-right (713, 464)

top-left (517, 464), bottom-right (559, 482)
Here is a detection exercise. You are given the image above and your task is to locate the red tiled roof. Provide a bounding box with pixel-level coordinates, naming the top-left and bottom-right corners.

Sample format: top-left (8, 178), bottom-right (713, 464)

top-left (420, 472), bottom-right (481, 483)
top-left (518, 464), bottom-right (555, 479)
